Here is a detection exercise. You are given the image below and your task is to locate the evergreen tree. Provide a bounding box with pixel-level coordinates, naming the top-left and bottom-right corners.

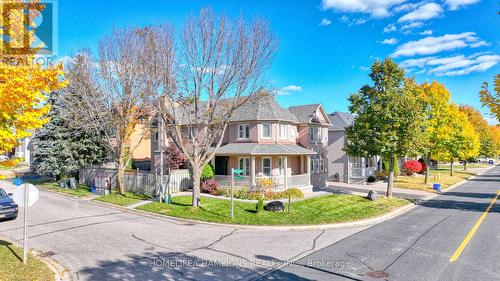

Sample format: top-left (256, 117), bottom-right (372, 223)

top-left (32, 92), bottom-right (109, 179)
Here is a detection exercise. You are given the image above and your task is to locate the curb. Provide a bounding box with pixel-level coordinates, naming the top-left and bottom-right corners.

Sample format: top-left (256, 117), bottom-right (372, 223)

top-left (0, 235), bottom-right (73, 281)
top-left (89, 195), bottom-right (416, 231)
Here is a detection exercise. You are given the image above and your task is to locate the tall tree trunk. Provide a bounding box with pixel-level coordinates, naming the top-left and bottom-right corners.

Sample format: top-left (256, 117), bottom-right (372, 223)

top-left (190, 164), bottom-right (201, 207)
top-left (463, 160), bottom-right (467, 171)
top-left (116, 146), bottom-right (126, 195)
top-left (450, 158), bottom-right (454, 176)
top-left (387, 156), bottom-right (394, 198)
top-left (424, 152), bottom-right (431, 184)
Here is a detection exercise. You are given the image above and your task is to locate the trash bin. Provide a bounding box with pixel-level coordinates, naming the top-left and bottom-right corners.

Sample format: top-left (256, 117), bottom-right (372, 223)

top-left (90, 186), bottom-right (96, 194)
top-left (433, 183), bottom-right (441, 191)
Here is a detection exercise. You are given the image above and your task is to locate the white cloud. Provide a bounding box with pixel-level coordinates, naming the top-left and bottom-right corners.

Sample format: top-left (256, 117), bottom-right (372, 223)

top-left (391, 32), bottom-right (484, 57)
top-left (383, 23), bottom-right (397, 33)
top-left (359, 66), bottom-right (370, 71)
top-left (319, 17), bottom-right (332, 26)
top-left (398, 3), bottom-right (443, 22)
top-left (400, 53), bottom-right (500, 76)
top-left (338, 15), bottom-right (369, 25)
top-left (380, 38), bottom-right (398, 45)
top-left (420, 29), bottom-right (433, 35)
top-left (278, 85), bottom-right (303, 95)
top-left (400, 21), bottom-right (425, 32)
top-left (321, 0), bottom-right (406, 18)
top-left (445, 0), bottom-right (480, 11)
top-left (470, 40), bottom-right (489, 48)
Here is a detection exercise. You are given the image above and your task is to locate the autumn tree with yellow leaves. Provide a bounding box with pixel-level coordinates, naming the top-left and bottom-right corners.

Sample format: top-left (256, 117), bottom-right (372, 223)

top-left (0, 1), bottom-right (66, 168)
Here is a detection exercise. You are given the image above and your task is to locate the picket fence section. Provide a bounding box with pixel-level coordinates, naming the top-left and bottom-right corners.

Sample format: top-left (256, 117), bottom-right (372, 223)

top-left (79, 167), bottom-right (192, 197)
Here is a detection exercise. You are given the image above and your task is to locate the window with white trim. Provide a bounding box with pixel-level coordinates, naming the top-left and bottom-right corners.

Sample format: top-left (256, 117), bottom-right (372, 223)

top-left (262, 157), bottom-right (271, 176)
top-left (239, 157), bottom-right (250, 176)
top-left (309, 127), bottom-right (321, 142)
top-left (277, 124), bottom-right (287, 139)
top-left (237, 124), bottom-right (250, 139)
top-left (261, 123), bottom-right (272, 139)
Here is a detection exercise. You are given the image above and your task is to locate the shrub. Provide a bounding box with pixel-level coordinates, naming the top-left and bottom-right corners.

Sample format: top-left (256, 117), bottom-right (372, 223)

top-left (367, 175), bottom-right (377, 183)
top-left (200, 164), bottom-right (215, 182)
top-left (418, 158), bottom-right (427, 174)
top-left (256, 196), bottom-right (264, 213)
top-left (403, 160), bottom-right (422, 175)
top-left (201, 179), bottom-right (219, 195)
top-left (257, 178), bottom-right (274, 191)
top-left (281, 188), bottom-right (304, 199)
top-left (375, 170), bottom-right (389, 180)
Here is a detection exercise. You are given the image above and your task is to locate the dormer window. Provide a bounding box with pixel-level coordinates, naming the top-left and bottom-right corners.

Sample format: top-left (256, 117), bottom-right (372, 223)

top-left (237, 124), bottom-right (250, 139)
top-left (261, 123), bottom-right (272, 139)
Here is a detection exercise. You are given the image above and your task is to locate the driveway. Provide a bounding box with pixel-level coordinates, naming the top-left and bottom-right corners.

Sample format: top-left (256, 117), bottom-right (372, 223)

top-left (260, 165), bottom-right (500, 280)
top-left (0, 183), bottom-right (369, 280)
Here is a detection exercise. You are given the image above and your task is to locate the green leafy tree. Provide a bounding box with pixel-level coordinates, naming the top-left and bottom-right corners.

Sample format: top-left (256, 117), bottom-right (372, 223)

top-left (32, 92), bottom-right (109, 180)
top-left (345, 58), bottom-right (425, 197)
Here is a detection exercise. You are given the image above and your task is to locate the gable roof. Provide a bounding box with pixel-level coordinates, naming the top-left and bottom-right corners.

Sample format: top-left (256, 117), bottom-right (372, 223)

top-left (328, 111), bottom-right (355, 131)
top-left (288, 104), bottom-right (320, 123)
top-left (230, 94), bottom-right (298, 122)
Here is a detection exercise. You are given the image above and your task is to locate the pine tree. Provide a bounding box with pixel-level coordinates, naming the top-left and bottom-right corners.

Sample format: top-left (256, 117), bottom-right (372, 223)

top-left (31, 92), bottom-right (109, 179)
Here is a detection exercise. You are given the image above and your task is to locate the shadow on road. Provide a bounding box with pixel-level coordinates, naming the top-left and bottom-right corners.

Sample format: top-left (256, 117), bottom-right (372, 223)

top-left (420, 199), bottom-right (498, 213)
top-left (77, 251), bottom-right (308, 281)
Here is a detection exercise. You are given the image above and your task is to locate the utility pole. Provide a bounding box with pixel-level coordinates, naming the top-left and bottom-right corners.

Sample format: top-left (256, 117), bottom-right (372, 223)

top-left (23, 183), bottom-right (29, 264)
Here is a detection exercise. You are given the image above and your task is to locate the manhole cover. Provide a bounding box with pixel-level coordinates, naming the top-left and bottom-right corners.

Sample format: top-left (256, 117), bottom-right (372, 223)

top-left (366, 271), bottom-right (389, 278)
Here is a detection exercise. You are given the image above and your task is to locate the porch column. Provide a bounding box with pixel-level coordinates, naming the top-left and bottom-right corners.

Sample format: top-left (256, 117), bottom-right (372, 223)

top-left (306, 155), bottom-right (311, 186)
top-left (251, 156), bottom-right (256, 187)
top-left (284, 156), bottom-right (288, 189)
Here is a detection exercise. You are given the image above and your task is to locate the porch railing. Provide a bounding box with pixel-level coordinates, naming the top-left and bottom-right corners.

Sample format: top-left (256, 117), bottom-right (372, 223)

top-left (214, 173), bottom-right (310, 190)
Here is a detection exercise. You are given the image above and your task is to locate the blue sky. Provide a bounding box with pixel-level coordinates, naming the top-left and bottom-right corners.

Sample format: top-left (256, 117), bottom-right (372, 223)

top-left (57, 0), bottom-right (499, 123)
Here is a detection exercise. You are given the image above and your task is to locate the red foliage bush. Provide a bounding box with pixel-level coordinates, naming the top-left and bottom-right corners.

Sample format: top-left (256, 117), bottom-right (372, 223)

top-left (403, 160), bottom-right (422, 174)
top-left (418, 159), bottom-right (427, 174)
top-left (201, 179), bottom-right (219, 195)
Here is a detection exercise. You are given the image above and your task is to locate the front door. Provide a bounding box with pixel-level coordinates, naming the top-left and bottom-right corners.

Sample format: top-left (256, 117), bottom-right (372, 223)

top-left (215, 156), bottom-right (229, 175)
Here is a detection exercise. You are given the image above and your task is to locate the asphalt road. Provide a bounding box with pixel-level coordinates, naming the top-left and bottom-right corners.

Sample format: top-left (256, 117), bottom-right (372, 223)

top-left (0, 182), bottom-right (369, 281)
top-left (259, 165), bottom-right (500, 281)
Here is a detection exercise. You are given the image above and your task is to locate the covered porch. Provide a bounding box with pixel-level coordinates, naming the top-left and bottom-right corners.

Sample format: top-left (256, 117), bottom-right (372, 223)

top-left (210, 143), bottom-right (316, 190)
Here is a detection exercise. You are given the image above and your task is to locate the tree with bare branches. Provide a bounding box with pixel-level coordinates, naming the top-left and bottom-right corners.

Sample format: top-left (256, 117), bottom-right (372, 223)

top-left (150, 9), bottom-right (277, 207)
top-left (61, 27), bottom-right (157, 194)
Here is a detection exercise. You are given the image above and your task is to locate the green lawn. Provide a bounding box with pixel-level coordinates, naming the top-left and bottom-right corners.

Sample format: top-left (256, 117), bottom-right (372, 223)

top-left (0, 240), bottom-right (54, 281)
top-left (94, 191), bottom-right (150, 206)
top-left (137, 194), bottom-right (409, 225)
top-left (38, 182), bottom-right (94, 198)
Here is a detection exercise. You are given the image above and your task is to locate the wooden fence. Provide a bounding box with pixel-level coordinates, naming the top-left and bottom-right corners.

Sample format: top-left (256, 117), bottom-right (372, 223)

top-left (79, 167), bottom-right (192, 197)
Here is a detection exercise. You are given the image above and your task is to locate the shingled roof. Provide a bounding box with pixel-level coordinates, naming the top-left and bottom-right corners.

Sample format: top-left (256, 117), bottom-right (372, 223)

top-left (168, 91), bottom-right (329, 125)
top-left (212, 143), bottom-right (316, 155)
top-left (230, 94), bottom-right (298, 122)
top-left (328, 111), bottom-right (355, 131)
